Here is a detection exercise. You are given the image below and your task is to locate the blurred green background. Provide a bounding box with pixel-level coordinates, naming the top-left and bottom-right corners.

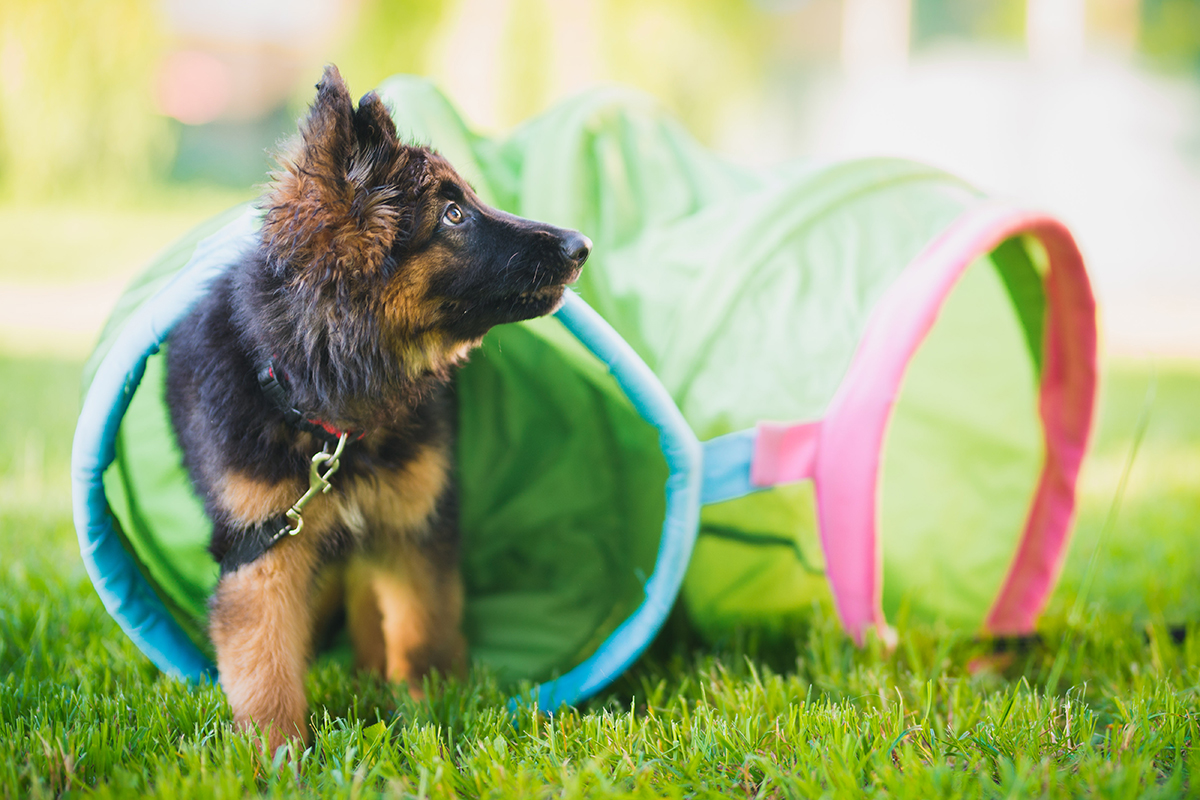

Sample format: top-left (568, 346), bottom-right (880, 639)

top-left (3, 0), bottom-right (1200, 356)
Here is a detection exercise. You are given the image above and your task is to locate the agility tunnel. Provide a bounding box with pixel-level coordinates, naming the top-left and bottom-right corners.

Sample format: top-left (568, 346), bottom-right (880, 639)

top-left (73, 76), bottom-right (1097, 709)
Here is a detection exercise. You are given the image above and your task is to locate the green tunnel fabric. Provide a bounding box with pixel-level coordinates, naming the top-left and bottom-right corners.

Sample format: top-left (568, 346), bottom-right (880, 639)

top-left (88, 76), bottom-right (1075, 686)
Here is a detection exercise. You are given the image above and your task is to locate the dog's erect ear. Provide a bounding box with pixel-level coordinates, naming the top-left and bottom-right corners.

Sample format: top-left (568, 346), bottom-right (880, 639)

top-left (298, 65), bottom-right (355, 183)
top-left (351, 91), bottom-right (406, 188)
top-left (262, 66), bottom-right (430, 283)
top-left (353, 92), bottom-right (399, 152)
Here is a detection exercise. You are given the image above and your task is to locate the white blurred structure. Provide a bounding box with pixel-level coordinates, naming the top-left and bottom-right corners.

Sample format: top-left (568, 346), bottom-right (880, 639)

top-left (778, 51), bottom-right (1200, 358)
top-left (1027, 0), bottom-right (1086, 66)
top-left (767, 0), bottom-right (1200, 358)
top-left (841, 0), bottom-right (911, 75)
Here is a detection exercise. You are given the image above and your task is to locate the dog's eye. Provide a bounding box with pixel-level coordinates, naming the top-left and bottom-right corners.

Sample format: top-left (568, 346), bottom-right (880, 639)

top-left (442, 203), bottom-right (464, 227)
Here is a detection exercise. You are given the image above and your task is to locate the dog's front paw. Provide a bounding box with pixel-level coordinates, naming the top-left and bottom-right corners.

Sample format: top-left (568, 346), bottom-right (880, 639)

top-left (210, 541), bottom-right (321, 752)
top-left (394, 628), bottom-right (467, 700)
top-left (224, 670), bottom-right (310, 751)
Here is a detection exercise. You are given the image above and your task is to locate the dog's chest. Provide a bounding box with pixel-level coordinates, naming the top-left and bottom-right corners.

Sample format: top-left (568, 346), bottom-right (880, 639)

top-left (330, 441), bottom-right (451, 546)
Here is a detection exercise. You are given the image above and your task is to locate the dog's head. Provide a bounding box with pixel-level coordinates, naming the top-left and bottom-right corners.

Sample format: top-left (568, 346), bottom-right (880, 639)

top-left (259, 66), bottom-right (590, 374)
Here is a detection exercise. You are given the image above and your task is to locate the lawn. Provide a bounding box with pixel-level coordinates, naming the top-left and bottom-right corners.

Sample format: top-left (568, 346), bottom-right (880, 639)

top-left (2, 354), bottom-right (1199, 799)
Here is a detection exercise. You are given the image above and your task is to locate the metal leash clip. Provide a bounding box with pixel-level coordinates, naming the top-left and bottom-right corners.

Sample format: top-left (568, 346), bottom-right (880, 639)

top-left (272, 432), bottom-right (349, 543)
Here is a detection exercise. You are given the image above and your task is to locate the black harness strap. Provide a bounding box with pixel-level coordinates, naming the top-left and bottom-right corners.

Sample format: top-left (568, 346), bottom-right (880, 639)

top-left (219, 517), bottom-right (289, 576)
top-left (222, 360), bottom-right (355, 573)
top-left (255, 359), bottom-right (347, 445)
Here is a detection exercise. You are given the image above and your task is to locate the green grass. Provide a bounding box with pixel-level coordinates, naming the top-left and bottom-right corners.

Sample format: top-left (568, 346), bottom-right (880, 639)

top-left (2, 356), bottom-right (1200, 798)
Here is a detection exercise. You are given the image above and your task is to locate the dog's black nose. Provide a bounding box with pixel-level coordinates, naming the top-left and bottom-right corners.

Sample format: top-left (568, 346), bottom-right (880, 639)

top-left (562, 232), bottom-right (592, 265)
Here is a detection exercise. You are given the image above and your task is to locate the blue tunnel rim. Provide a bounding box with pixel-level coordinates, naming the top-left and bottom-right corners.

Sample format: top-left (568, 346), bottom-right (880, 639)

top-left (70, 208), bottom-right (705, 708)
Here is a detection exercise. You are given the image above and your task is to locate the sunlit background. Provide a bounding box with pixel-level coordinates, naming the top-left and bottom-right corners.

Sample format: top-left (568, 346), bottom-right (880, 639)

top-left (1, 0), bottom-right (1198, 360)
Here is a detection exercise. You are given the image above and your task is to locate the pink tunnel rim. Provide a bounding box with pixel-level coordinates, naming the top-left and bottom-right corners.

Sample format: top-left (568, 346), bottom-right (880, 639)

top-left (984, 218), bottom-right (1097, 634)
top-left (809, 203), bottom-right (1098, 644)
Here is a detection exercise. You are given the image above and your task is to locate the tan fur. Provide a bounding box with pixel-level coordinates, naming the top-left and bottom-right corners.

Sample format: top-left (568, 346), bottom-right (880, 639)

top-left (345, 562), bottom-right (386, 673)
top-left (379, 248), bottom-right (445, 331)
top-left (209, 518), bottom-right (327, 752)
top-left (369, 244), bottom-right (484, 376)
top-left (336, 443), bottom-right (450, 539)
top-left (260, 88), bottom-right (413, 282)
top-left (215, 472), bottom-right (302, 527)
top-left (345, 546), bottom-right (466, 696)
top-left (338, 444), bottom-right (464, 691)
top-left (393, 333), bottom-right (479, 378)
top-left (211, 442), bottom-right (461, 747)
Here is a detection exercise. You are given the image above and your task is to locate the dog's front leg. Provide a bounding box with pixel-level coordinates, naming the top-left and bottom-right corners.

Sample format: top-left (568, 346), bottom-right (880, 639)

top-left (377, 543), bottom-right (466, 698)
top-left (348, 537), bottom-right (466, 698)
top-left (209, 535), bottom-right (320, 751)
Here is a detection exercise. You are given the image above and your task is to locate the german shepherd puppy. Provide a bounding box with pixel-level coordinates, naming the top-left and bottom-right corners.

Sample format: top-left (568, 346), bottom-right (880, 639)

top-left (166, 66), bottom-right (590, 750)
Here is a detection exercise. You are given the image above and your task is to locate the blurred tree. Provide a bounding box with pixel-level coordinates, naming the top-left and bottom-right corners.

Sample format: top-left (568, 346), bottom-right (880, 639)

top-left (912, 0), bottom-right (1026, 46)
top-left (501, 0), bottom-right (553, 126)
top-left (0, 0), bottom-right (173, 202)
top-left (1140, 0), bottom-right (1200, 69)
top-left (600, 0), bottom-right (772, 142)
top-left (326, 0), bottom-right (450, 104)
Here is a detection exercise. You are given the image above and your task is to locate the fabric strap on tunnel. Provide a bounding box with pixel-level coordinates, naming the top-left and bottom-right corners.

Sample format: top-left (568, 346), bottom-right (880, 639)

top-left (700, 422), bottom-right (822, 506)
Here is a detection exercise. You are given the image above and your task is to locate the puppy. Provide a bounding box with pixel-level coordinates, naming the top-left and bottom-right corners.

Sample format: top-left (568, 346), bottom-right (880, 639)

top-left (166, 66), bottom-right (590, 750)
